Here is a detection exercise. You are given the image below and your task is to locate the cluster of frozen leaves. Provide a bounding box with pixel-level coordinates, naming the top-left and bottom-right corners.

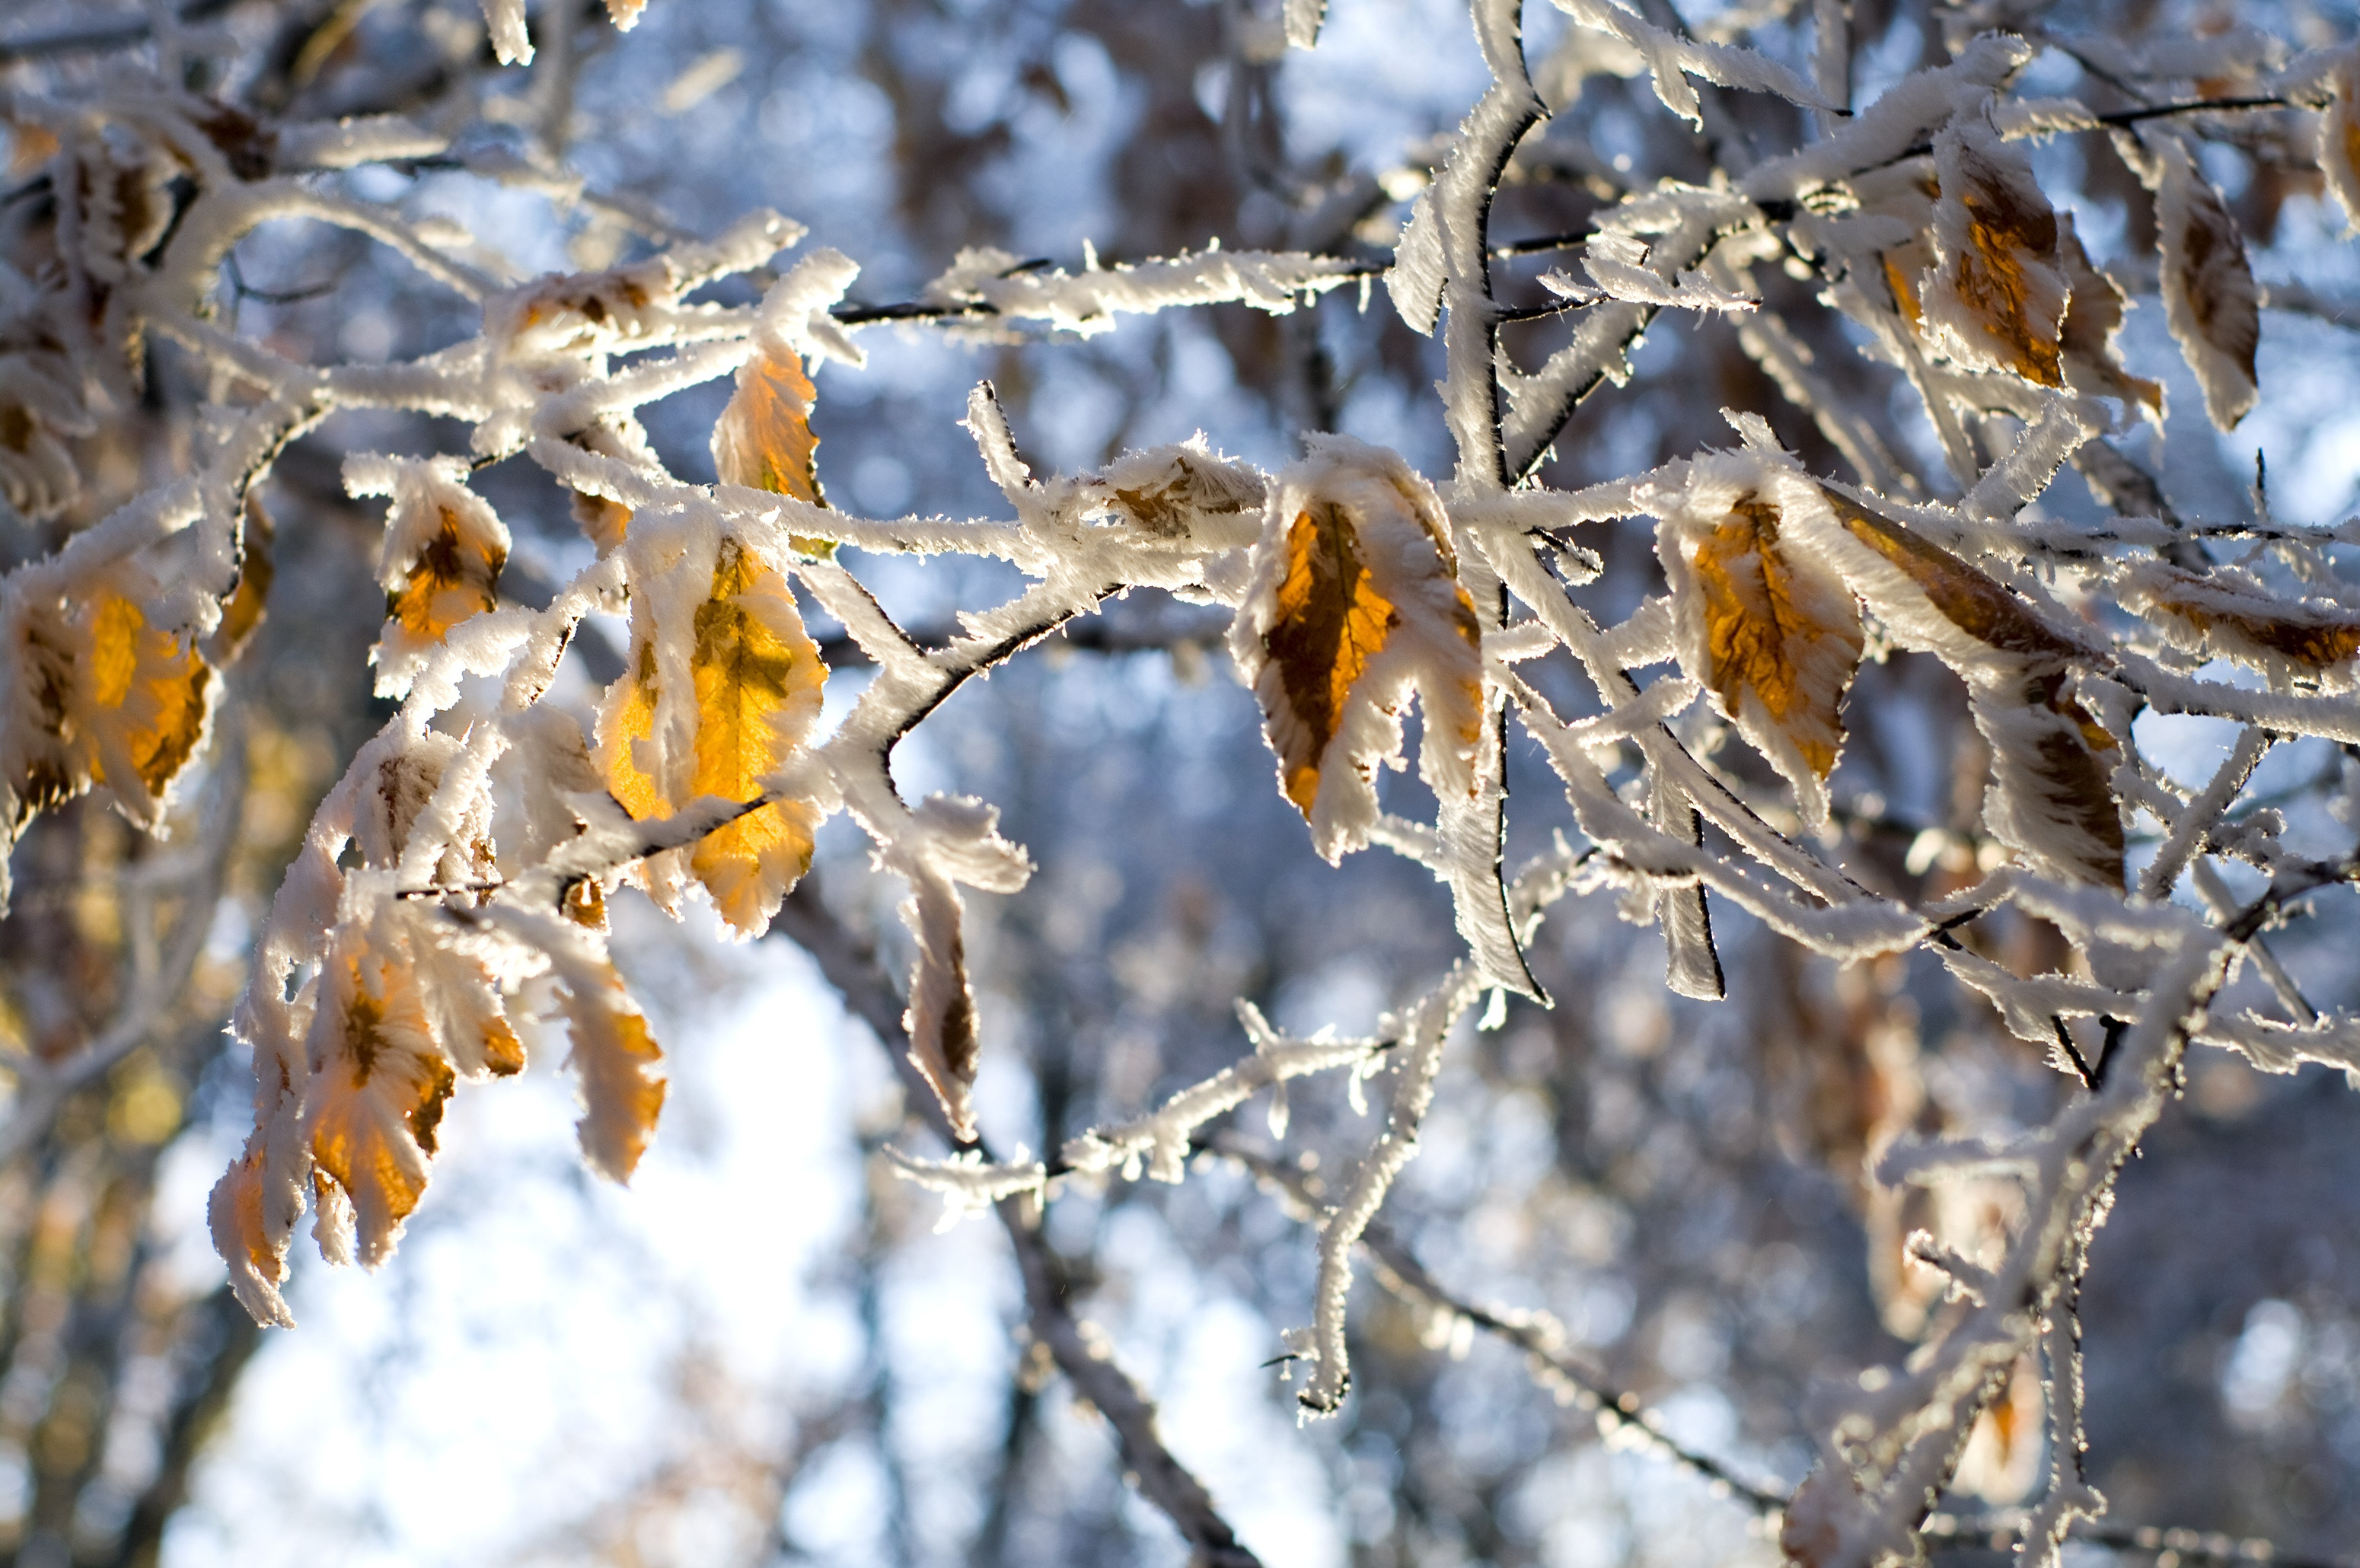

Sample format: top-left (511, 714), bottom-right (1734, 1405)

top-left (8, 2), bottom-right (2360, 1563)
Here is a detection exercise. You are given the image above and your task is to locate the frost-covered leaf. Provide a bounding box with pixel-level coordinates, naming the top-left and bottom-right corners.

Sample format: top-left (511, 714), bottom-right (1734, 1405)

top-left (1919, 120), bottom-right (2070, 387)
top-left (209, 1142), bottom-right (295, 1329)
top-left (711, 349), bottom-right (834, 556)
top-left (0, 349), bottom-right (89, 521)
top-left (1972, 674), bottom-right (2126, 888)
top-left (2, 569), bottom-right (215, 849)
top-left (599, 534), bottom-right (827, 937)
top-left (555, 953), bottom-right (668, 1183)
top-left (1230, 436), bottom-right (1485, 864)
top-left (301, 938), bottom-right (460, 1268)
top-left (2121, 562), bottom-right (2360, 687)
top-left (350, 457), bottom-right (510, 698)
top-left (1093, 442), bottom-right (1268, 551)
top-left (1823, 496), bottom-right (2087, 667)
top-left (2319, 53), bottom-right (2360, 234)
top-left (1657, 464), bottom-right (1863, 829)
top-left (2147, 132), bottom-right (2260, 429)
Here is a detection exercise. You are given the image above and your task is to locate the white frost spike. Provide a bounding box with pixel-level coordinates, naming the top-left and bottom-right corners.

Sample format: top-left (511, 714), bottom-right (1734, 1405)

top-left (921, 245), bottom-right (1360, 337)
top-left (2142, 131), bottom-right (2260, 430)
top-left (756, 247), bottom-right (865, 371)
top-left (1229, 435), bottom-right (1488, 865)
top-left (1552, 0), bottom-right (1835, 129)
top-left (482, 0), bottom-right (532, 65)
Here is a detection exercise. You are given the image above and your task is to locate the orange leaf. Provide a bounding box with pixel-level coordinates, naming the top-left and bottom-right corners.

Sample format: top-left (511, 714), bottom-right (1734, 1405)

top-left (557, 958), bottom-right (668, 1183)
top-left (1670, 490), bottom-right (1863, 825)
top-left (301, 945), bottom-right (459, 1267)
top-left (2123, 563), bottom-right (2360, 685)
top-left (209, 492), bottom-right (276, 665)
top-left (712, 350), bottom-right (834, 557)
top-left (598, 537), bottom-right (828, 935)
top-left (1237, 438), bottom-right (1484, 863)
top-left (1829, 497), bottom-right (2086, 664)
top-left (385, 504), bottom-right (505, 643)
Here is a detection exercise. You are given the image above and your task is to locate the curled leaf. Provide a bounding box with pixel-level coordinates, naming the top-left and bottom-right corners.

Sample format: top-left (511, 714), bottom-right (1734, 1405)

top-left (1230, 435), bottom-right (1485, 863)
top-left (713, 350), bottom-right (834, 556)
top-left (1973, 674), bottom-right (2125, 889)
top-left (557, 957), bottom-right (668, 1183)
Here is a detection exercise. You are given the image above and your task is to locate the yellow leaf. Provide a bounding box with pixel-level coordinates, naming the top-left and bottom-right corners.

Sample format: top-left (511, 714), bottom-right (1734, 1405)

top-left (712, 350), bottom-right (834, 557)
top-left (1265, 499), bottom-right (1403, 816)
top-left (209, 493), bottom-right (275, 665)
top-left (385, 503), bottom-right (505, 644)
top-left (598, 537), bottom-right (828, 936)
top-left (303, 947), bottom-right (459, 1267)
top-left (1682, 493), bottom-right (1863, 811)
top-left (558, 958), bottom-right (668, 1183)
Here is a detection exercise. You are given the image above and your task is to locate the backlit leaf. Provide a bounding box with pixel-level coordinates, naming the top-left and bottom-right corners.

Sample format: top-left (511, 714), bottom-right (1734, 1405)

top-left (1661, 480), bottom-right (1863, 828)
top-left (1826, 496), bottom-right (2087, 664)
top-left (2319, 53), bottom-right (2360, 235)
top-left (556, 956), bottom-right (668, 1183)
top-left (598, 536), bottom-right (828, 936)
top-left (301, 942), bottom-right (459, 1267)
top-left (1232, 436), bottom-right (1485, 864)
top-left (209, 493), bottom-right (276, 665)
top-left (712, 350), bottom-right (834, 557)
top-left (367, 462), bottom-right (511, 696)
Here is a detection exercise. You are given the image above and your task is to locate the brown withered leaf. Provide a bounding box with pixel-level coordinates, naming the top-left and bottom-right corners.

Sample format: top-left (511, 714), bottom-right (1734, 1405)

top-left (2152, 132), bottom-right (2259, 429)
top-left (1974, 673), bottom-right (2126, 888)
top-left (1923, 122), bottom-right (2070, 387)
top-left (2124, 563), bottom-right (2360, 684)
top-left (1679, 494), bottom-right (1864, 820)
top-left (599, 537), bottom-right (827, 936)
top-left (302, 947), bottom-right (460, 1267)
top-left (1829, 497), bottom-right (2087, 663)
top-left (1264, 499), bottom-right (1404, 817)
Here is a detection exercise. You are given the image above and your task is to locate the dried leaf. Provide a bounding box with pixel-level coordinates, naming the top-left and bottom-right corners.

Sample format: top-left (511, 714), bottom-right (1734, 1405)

top-left (207, 1143), bottom-right (294, 1328)
top-left (557, 958), bottom-right (668, 1183)
top-left (2122, 562), bottom-right (2360, 687)
top-left (1096, 442), bottom-right (1267, 550)
top-left (1919, 121), bottom-right (2069, 387)
top-left (712, 350), bottom-right (834, 556)
top-left (2151, 132), bottom-right (2259, 429)
top-left (1973, 674), bottom-right (2125, 888)
top-left (599, 537), bottom-right (827, 936)
top-left (210, 492), bottom-right (276, 664)
top-left (1662, 484), bottom-right (1863, 827)
top-left (902, 863), bottom-right (981, 1143)
top-left (1232, 437), bottom-right (1485, 863)
top-left (301, 944), bottom-right (459, 1267)
top-left (4, 575), bottom-right (215, 843)
top-left (1826, 497), bottom-right (2087, 664)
